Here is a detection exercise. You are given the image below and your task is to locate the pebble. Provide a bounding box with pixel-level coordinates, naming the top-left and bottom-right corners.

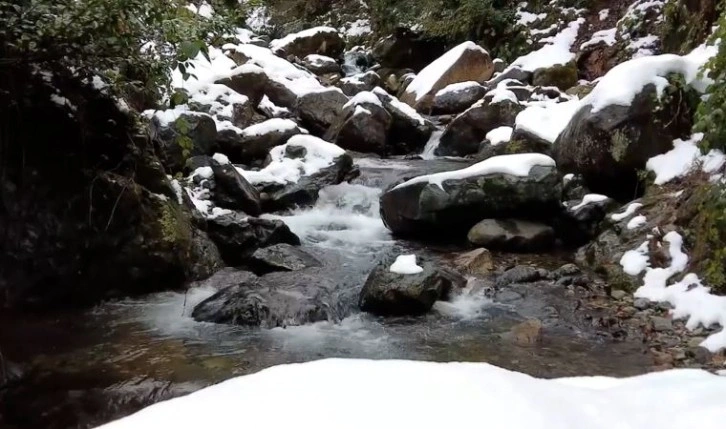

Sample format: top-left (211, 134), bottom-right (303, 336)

top-left (610, 290), bottom-right (628, 300)
top-left (652, 316), bottom-right (673, 332)
top-left (634, 298), bottom-right (651, 310)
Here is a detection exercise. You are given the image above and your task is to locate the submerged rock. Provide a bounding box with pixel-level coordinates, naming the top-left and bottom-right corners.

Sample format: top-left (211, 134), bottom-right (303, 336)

top-left (248, 244), bottom-right (322, 274)
top-left (467, 219), bottom-right (555, 252)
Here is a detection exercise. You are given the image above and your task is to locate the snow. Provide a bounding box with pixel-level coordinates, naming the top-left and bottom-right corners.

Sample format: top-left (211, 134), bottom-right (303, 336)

top-left (628, 35), bottom-right (659, 58)
top-left (185, 2), bottom-right (213, 18)
top-left (486, 86), bottom-right (519, 104)
top-left (259, 95), bottom-right (291, 117)
top-left (344, 19), bottom-right (372, 37)
top-left (405, 42), bottom-right (489, 102)
top-left (514, 98), bottom-right (581, 143)
top-left (343, 91), bottom-right (382, 110)
top-left (394, 153), bottom-right (555, 190)
top-left (627, 215), bottom-right (647, 230)
top-left (485, 126), bottom-right (513, 146)
top-left (389, 255), bottom-right (424, 275)
top-left (611, 202), bottom-right (643, 221)
top-left (245, 6), bottom-right (271, 33)
top-left (633, 232), bottom-right (726, 352)
top-left (581, 28), bottom-right (616, 50)
top-left (509, 18), bottom-right (585, 72)
top-left (192, 166), bottom-right (213, 180)
top-left (599, 8), bottom-right (610, 20)
top-left (620, 241), bottom-right (650, 276)
top-left (372, 87), bottom-right (426, 126)
top-left (212, 153), bottom-right (230, 165)
top-left (241, 118), bottom-right (299, 137)
top-left (98, 358), bottom-right (726, 429)
top-left (516, 9), bottom-right (546, 26)
top-left (646, 133), bottom-right (726, 185)
top-left (237, 135), bottom-right (345, 185)
top-left (570, 194), bottom-right (609, 211)
top-left (270, 26), bottom-right (339, 52)
top-left (435, 81), bottom-right (481, 97)
top-left (304, 54), bottom-right (336, 67)
top-left (582, 44), bottom-right (718, 113)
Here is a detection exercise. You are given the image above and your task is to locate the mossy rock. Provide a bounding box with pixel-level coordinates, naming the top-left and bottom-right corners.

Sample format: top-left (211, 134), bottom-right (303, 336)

top-left (532, 62), bottom-right (578, 91)
top-left (565, 83), bottom-right (594, 98)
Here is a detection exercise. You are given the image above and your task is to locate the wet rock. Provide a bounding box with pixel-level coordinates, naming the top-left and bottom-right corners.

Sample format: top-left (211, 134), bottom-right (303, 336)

top-left (400, 42), bottom-right (494, 112)
top-left (652, 316), bottom-right (673, 332)
top-left (477, 135), bottom-right (550, 161)
top-left (553, 80), bottom-right (697, 199)
top-left (150, 113), bottom-right (217, 174)
top-left (453, 248), bottom-right (494, 275)
top-left (495, 266), bottom-right (543, 287)
top-left (296, 88), bottom-right (349, 135)
top-left (532, 62), bottom-right (578, 91)
top-left (184, 155), bottom-right (216, 175)
top-left (249, 244), bottom-right (322, 274)
top-left (468, 219), bottom-right (555, 252)
top-left (380, 161), bottom-right (561, 238)
top-left (191, 267), bottom-right (258, 290)
top-left (509, 319), bottom-right (543, 346)
top-left (215, 64), bottom-right (268, 106)
top-left (432, 82), bottom-right (487, 115)
top-left (206, 213), bottom-right (301, 266)
top-left (302, 54), bottom-right (341, 75)
top-left (192, 269), bottom-right (342, 327)
top-left (270, 27), bottom-right (345, 59)
top-left (372, 88), bottom-right (435, 154)
top-left (359, 262), bottom-right (467, 316)
top-left (436, 97), bottom-right (522, 157)
top-left (210, 164), bottom-right (262, 215)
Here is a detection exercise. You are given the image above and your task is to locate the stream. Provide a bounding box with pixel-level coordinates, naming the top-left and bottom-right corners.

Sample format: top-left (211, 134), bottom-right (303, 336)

top-left (0, 156), bottom-right (652, 429)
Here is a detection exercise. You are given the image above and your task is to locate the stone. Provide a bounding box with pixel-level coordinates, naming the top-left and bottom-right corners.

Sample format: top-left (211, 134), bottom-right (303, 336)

top-left (453, 248), bottom-right (494, 275)
top-left (214, 64), bottom-right (268, 106)
top-left (337, 71), bottom-right (381, 96)
top-left (270, 27), bottom-right (345, 59)
top-left (532, 62), bottom-right (578, 91)
top-left (326, 95), bottom-right (392, 154)
top-left (248, 244), bottom-right (321, 274)
top-left (467, 219), bottom-right (555, 252)
top-left (359, 262), bottom-right (467, 316)
top-left (495, 265), bottom-right (543, 287)
top-left (487, 66), bottom-right (533, 87)
top-left (302, 54), bottom-right (341, 75)
top-left (652, 316), bottom-right (673, 332)
top-left (634, 298), bottom-right (651, 310)
top-left (216, 119), bottom-right (303, 165)
top-left (509, 319), bottom-right (543, 346)
top-left (372, 88), bottom-right (435, 154)
top-left (150, 113), bottom-right (218, 174)
top-left (210, 164), bottom-right (262, 216)
top-left (431, 82), bottom-right (487, 115)
top-left (372, 29), bottom-right (447, 72)
top-left (553, 263), bottom-right (581, 279)
top-left (687, 346), bottom-right (712, 364)
top-left (400, 42), bottom-right (494, 112)
top-left (610, 289), bottom-right (628, 300)
top-left (296, 88), bottom-right (349, 135)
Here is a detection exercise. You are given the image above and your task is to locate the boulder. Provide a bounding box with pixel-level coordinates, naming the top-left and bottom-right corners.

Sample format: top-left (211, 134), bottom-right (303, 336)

top-left (302, 54), bottom-right (341, 75)
top-left (192, 269), bottom-right (343, 327)
top-left (296, 88), bottom-right (349, 135)
top-left (432, 81), bottom-right (487, 115)
top-left (400, 42), bottom-right (494, 112)
top-left (231, 99), bottom-right (266, 129)
top-left (248, 243), bottom-right (322, 274)
top-left (150, 113), bottom-right (217, 173)
top-left (269, 26), bottom-right (345, 59)
top-left (532, 62), bottom-right (578, 91)
top-left (452, 248), bottom-right (494, 275)
top-left (215, 64), bottom-right (268, 106)
top-left (210, 164), bottom-right (262, 215)
top-left (467, 219), bottom-right (555, 252)
top-left (372, 87), bottom-right (435, 154)
top-left (477, 135), bottom-right (551, 161)
top-left (326, 92), bottom-right (392, 154)
top-left (553, 81), bottom-right (696, 199)
top-left (264, 78), bottom-right (299, 109)
top-left (436, 97), bottom-right (522, 157)
top-left (337, 71), bottom-right (381, 96)
top-left (380, 154), bottom-right (562, 237)
top-left (216, 119), bottom-right (303, 165)
top-left (371, 29), bottom-right (447, 72)
top-left (555, 194), bottom-right (618, 246)
top-left (206, 213), bottom-right (301, 265)
top-left (487, 66), bottom-right (533, 87)
top-left (495, 265), bottom-right (544, 287)
top-left (359, 262), bottom-right (467, 316)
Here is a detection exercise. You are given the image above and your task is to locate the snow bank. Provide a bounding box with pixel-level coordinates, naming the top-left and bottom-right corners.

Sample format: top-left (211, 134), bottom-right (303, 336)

top-left (620, 241), bottom-right (650, 275)
top-left (485, 126), bottom-right (513, 146)
top-left (510, 18), bottom-right (585, 72)
top-left (405, 42), bottom-right (489, 102)
top-left (515, 98), bottom-right (582, 143)
top-left (389, 255), bottom-right (424, 275)
top-left (98, 358), bottom-right (726, 429)
top-left (394, 153), bottom-right (555, 190)
top-left (646, 133), bottom-right (726, 185)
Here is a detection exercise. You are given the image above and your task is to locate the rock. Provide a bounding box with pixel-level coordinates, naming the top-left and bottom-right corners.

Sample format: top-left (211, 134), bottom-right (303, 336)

top-left (150, 113), bottom-right (217, 173)
top-left (487, 66), bottom-right (533, 87)
top-left (191, 267), bottom-right (258, 290)
top-left (634, 298), bottom-right (651, 310)
top-left (553, 264), bottom-right (580, 279)
top-left (509, 319), bottom-right (543, 345)
top-left (264, 78), bottom-right (298, 109)
top-left (553, 80), bottom-right (696, 198)
top-left (432, 81), bottom-right (487, 115)
top-left (453, 248), bottom-right (494, 275)
top-left (400, 42), bottom-right (494, 112)
top-left (610, 289), bottom-right (628, 300)
top-left (532, 62), bottom-right (578, 91)
top-left (468, 219), bottom-right (555, 252)
top-left (210, 163), bottom-right (262, 215)
top-left (436, 97), bottom-right (522, 157)
top-left (380, 158), bottom-right (561, 237)
top-left (296, 88), bottom-right (349, 135)
top-left (231, 99), bottom-right (266, 129)
top-left (495, 265), bottom-right (542, 287)
top-left (248, 243), bottom-right (321, 274)
top-left (651, 316), bottom-right (673, 332)
top-left (555, 194), bottom-right (618, 246)
top-left (216, 119), bottom-right (303, 165)
top-left (326, 93), bottom-right (392, 154)
top-left (192, 269), bottom-right (343, 327)
top-left (206, 213), bottom-right (301, 266)
top-left (359, 262), bottom-right (467, 316)
top-left (302, 54), bottom-right (341, 75)
top-left (372, 29), bottom-right (447, 72)
top-left (214, 64), bottom-right (268, 106)
top-left (184, 155), bottom-right (216, 175)
top-left (270, 26), bottom-right (345, 59)
top-left (372, 88), bottom-right (435, 154)
top-left (477, 135), bottom-right (551, 161)
top-left (566, 83), bottom-right (595, 98)
top-left (687, 346), bottom-right (713, 364)
top-left (337, 71), bottom-right (381, 96)
top-left (262, 152), bottom-right (356, 212)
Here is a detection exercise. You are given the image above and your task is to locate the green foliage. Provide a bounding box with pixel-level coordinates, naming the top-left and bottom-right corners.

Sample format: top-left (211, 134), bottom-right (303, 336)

top-left (687, 182), bottom-right (726, 293)
top-left (0, 0), bottom-right (243, 108)
top-left (174, 117), bottom-right (194, 160)
top-left (660, 0), bottom-right (722, 55)
top-left (695, 6), bottom-right (726, 152)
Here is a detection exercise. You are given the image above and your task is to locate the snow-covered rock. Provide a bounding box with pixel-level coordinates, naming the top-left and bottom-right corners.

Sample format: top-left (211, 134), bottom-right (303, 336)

top-left (269, 26), bottom-right (345, 59)
top-left (302, 54), bottom-right (341, 75)
top-left (216, 118), bottom-right (303, 164)
top-left (432, 81), bottom-right (487, 115)
top-left (295, 88), bottom-right (349, 134)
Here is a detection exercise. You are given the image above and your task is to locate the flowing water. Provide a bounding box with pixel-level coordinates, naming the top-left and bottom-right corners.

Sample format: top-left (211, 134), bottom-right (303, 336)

top-left (0, 157), bottom-right (652, 429)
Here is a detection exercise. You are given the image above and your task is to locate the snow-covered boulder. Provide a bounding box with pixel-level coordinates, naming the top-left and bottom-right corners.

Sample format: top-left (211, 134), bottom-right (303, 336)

top-left (296, 88), bottom-right (349, 135)
top-left (432, 81), bottom-right (487, 115)
top-left (216, 119), bottom-right (304, 164)
top-left (214, 64), bottom-right (269, 106)
top-left (436, 95), bottom-right (522, 157)
top-left (270, 26), bottom-right (345, 59)
top-left (326, 91), bottom-right (392, 154)
top-left (359, 258), bottom-right (466, 316)
top-left (302, 54), bottom-right (341, 75)
top-left (467, 219), bottom-right (555, 252)
top-left (210, 163), bottom-right (262, 216)
top-left (400, 41), bottom-right (494, 112)
top-left (150, 113), bottom-right (218, 173)
top-left (192, 267), bottom-right (341, 327)
top-left (205, 214), bottom-right (300, 266)
top-left (380, 154), bottom-right (562, 237)
top-left (555, 193), bottom-right (618, 246)
top-left (372, 87), bottom-right (435, 154)
top-left (337, 71), bottom-right (381, 96)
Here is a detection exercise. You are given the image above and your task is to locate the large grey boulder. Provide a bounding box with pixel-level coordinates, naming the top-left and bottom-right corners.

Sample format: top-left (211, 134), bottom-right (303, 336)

top-left (215, 64), bottom-right (268, 106)
top-left (215, 119), bottom-right (303, 165)
top-left (432, 81), bottom-right (487, 115)
top-left (380, 154), bottom-right (561, 237)
top-left (325, 92), bottom-right (392, 155)
top-left (248, 244), bottom-right (322, 274)
top-left (372, 87), bottom-right (435, 154)
top-left (296, 88), bottom-right (349, 135)
top-left (270, 27), bottom-right (345, 59)
top-left (210, 163), bottom-right (262, 215)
